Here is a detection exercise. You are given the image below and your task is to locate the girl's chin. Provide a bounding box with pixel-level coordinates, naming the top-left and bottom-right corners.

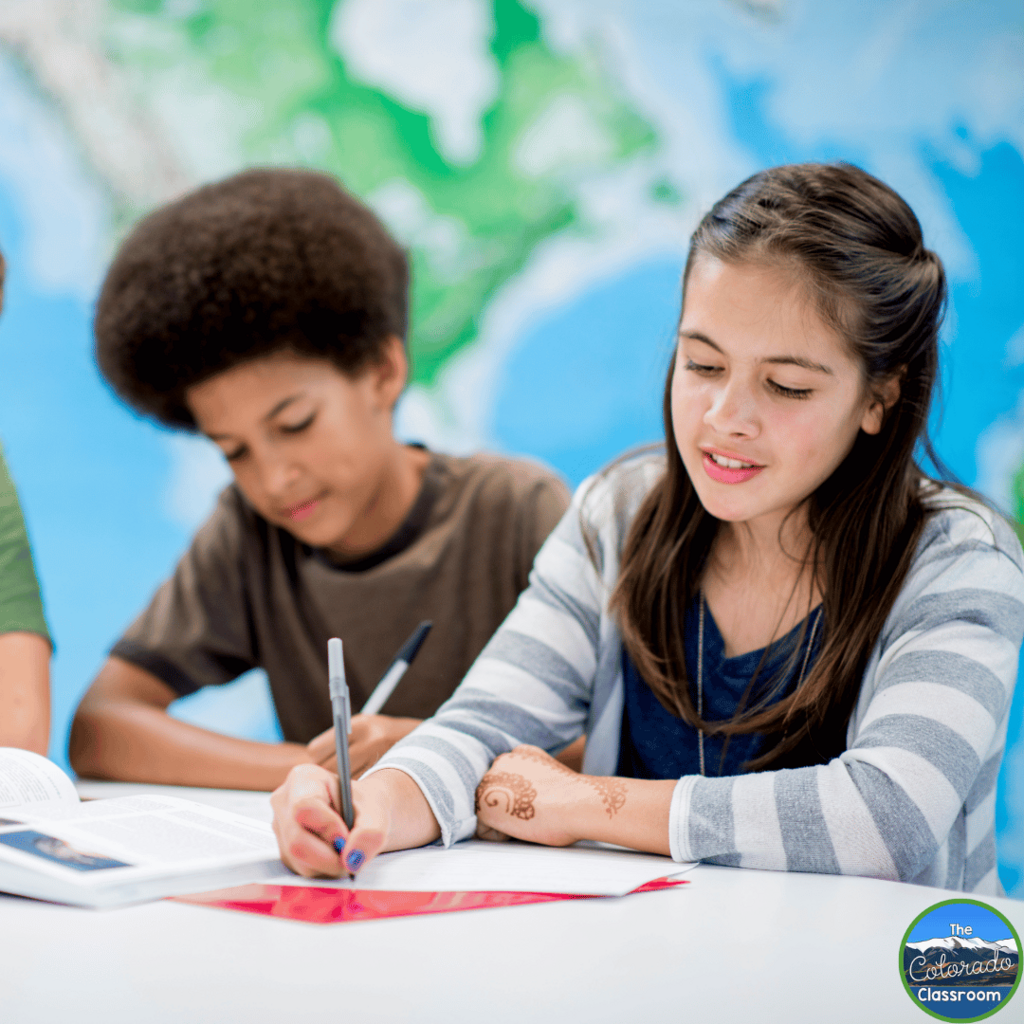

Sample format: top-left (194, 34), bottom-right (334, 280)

top-left (691, 487), bottom-right (776, 526)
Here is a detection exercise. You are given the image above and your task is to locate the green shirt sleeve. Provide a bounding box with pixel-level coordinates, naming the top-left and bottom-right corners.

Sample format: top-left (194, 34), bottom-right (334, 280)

top-left (0, 444), bottom-right (51, 642)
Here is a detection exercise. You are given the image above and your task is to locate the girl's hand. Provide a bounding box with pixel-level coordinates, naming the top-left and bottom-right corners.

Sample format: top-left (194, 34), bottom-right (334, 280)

top-left (305, 715), bottom-right (423, 778)
top-left (474, 745), bottom-right (627, 847)
top-left (270, 764), bottom-right (439, 878)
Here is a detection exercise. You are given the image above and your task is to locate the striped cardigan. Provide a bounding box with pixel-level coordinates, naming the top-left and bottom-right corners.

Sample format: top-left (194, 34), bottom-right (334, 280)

top-left (372, 455), bottom-right (1024, 893)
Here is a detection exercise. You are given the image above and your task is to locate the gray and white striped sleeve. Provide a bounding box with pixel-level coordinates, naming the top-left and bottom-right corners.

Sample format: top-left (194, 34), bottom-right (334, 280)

top-left (368, 479), bottom-right (608, 846)
top-left (670, 507), bottom-right (1024, 882)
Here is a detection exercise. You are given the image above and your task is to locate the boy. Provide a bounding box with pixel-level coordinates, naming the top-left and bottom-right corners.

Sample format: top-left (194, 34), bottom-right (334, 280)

top-left (0, 247), bottom-right (52, 753)
top-left (69, 168), bottom-right (570, 789)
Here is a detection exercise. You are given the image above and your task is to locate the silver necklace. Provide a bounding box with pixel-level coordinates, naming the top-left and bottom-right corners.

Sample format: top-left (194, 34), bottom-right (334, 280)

top-left (696, 593), bottom-right (822, 777)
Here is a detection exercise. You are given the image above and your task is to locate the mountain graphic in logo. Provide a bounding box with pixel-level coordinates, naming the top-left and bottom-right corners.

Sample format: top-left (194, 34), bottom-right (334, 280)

top-left (903, 935), bottom-right (1019, 988)
top-left (900, 900), bottom-right (1021, 1020)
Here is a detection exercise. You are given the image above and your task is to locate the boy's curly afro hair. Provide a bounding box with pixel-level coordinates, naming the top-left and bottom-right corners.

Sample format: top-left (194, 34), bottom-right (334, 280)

top-left (95, 167), bottom-right (409, 429)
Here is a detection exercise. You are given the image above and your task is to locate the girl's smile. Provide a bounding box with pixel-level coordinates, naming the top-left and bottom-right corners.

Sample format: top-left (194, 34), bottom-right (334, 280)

top-left (701, 446), bottom-right (765, 483)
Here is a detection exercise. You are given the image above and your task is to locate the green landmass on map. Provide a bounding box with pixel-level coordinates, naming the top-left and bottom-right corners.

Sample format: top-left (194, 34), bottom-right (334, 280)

top-left (105, 0), bottom-right (663, 385)
top-left (1012, 465), bottom-right (1024, 544)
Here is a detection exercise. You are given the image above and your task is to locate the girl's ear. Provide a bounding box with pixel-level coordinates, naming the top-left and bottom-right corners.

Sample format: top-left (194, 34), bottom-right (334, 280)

top-left (860, 370), bottom-right (903, 435)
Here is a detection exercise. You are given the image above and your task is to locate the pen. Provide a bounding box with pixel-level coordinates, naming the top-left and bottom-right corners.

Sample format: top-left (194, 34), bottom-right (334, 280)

top-left (327, 637), bottom-right (355, 831)
top-left (359, 620), bottom-right (433, 716)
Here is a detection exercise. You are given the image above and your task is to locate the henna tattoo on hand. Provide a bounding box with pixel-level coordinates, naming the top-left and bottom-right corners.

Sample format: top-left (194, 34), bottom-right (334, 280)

top-left (505, 747), bottom-right (627, 818)
top-left (475, 771), bottom-right (537, 820)
top-left (589, 776), bottom-right (627, 818)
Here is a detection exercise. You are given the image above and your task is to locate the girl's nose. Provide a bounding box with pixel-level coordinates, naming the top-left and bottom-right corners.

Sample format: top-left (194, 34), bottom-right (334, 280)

top-left (704, 379), bottom-right (760, 438)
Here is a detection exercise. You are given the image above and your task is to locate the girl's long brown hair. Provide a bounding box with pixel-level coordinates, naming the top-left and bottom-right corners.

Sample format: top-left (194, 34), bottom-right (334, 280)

top-left (609, 163), bottom-right (948, 770)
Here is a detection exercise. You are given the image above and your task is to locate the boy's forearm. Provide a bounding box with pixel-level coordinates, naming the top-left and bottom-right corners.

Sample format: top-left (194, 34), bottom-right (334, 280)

top-left (70, 700), bottom-right (311, 789)
top-left (71, 658), bottom-right (312, 790)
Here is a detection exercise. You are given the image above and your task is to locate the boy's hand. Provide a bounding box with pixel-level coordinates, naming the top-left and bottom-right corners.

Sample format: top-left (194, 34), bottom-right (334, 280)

top-left (306, 715), bottom-right (422, 778)
top-left (474, 745), bottom-right (627, 847)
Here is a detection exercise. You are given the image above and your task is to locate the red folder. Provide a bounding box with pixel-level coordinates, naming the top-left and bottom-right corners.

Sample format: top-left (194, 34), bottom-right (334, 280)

top-left (172, 876), bottom-right (687, 925)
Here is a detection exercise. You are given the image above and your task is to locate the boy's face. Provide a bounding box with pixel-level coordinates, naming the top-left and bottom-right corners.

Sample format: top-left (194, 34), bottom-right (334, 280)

top-left (186, 347), bottom-right (408, 557)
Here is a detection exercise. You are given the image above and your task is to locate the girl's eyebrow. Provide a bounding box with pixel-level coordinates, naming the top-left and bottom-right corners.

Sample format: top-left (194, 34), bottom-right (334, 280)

top-left (679, 330), bottom-right (834, 375)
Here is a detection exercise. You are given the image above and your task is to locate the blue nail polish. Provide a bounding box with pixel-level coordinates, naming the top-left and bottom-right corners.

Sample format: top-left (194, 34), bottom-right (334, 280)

top-left (346, 849), bottom-right (364, 871)
top-left (333, 836), bottom-right (345, 854)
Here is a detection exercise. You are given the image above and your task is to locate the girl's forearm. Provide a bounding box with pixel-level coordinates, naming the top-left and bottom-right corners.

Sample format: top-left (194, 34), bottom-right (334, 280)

top-left (473, 746), bottom-right (677, 855)
top-left (361, 767), bottom-right (442, 852)
top-left (566, 774), bottom-right (676, 856)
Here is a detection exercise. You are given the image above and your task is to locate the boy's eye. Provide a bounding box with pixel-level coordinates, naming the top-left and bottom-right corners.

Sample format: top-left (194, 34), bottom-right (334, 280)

top-left (280, 412), bottom-right (316, 434)
top-left (769, 380), bottom-right (813, 399)
top-left (685, 359), bottom-right (720, 375)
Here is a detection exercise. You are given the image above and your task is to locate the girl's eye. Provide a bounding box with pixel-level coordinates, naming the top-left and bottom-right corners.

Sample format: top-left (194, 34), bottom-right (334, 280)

top-left (223, 446), bottom-right (247, 462)
top-left (769, 381), bottom-right (813, 400)
top-left (685, 359), bottom-right (720, 376)
top-left (280, 412), bottom-right (316, 434)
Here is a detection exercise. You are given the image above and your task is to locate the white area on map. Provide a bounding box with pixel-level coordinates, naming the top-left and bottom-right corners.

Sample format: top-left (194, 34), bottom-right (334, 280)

top-left (142, 63), bottom-right (262, 186)
top-left (0, 0), bottom-right (188, 205)
top-left (1007, 323), bottom-right (1024, 366)
top-left (0, 54), bottom-right (108, 298)
top-left (530, 0), bottom-right (1024, 281)
top-left (291, 113), bottom-right (333, 164)
top-left (368, 178), bottom-right (476, 282)
top-left (329, 0), bottom-right (500, 165)
top-left (398, 155), bottom-right (695, 452)
top-left (163, 433), bottom-right (233, 531)
top-left (975, 404), bottom-right (1024, 513)
top-left (514, 95), bottom-right (614, 177)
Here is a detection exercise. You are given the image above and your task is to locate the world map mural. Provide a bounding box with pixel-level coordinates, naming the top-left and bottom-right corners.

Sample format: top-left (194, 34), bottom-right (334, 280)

top-left (1, 0), bottom-right (1023, 892)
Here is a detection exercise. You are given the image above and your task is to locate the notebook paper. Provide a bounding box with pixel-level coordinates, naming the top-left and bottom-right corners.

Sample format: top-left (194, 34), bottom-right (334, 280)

top-left (260, 839), bottom-right (696, 897)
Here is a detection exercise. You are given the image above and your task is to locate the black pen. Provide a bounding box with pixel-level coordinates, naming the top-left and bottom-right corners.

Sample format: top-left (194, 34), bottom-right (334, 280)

top-left (327, 637), bottom-right (355, 831)
top-left (359, 621), bottom-right (432, 716)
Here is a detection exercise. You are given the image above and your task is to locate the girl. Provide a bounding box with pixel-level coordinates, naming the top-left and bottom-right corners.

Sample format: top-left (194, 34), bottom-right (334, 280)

top-left (271, 163), bottom-right (1024, 894)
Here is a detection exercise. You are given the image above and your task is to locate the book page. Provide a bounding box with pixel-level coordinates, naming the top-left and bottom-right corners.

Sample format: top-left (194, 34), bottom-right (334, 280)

top-left (0, 749), bottom-right (78, 809)
top-left (264, 839), bottom-right (696, 896)
top-left (0, 796), bottom-right (280, 875)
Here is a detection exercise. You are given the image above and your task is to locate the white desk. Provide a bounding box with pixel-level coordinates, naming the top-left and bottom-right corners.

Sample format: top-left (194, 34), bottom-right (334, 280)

top-left (3, 782), bottom-right (1021, 1024)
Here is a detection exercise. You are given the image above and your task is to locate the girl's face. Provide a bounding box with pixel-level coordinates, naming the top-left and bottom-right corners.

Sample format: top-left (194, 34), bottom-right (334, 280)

top-left (671, 257), bottom-right (887, 537)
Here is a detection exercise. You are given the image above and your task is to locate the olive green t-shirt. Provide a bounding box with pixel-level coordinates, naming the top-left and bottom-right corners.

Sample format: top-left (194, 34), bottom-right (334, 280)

top-left (111, 451), bottom-right (570, 742)
top-left (0, 444), bottom-right (50, 641)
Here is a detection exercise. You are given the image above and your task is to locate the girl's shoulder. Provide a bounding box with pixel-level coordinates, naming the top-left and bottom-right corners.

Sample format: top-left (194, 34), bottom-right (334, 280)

top-left (574, 449), bottom-right (666, 535)
top-left (917, 481), bottom-right (1024, 575)
top-left (889, 482), bottom-right (1024, 634)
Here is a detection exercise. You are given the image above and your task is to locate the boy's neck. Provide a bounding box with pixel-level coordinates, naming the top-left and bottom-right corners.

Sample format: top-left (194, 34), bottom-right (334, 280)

top-left (324, 443), bottom-right (431, 561)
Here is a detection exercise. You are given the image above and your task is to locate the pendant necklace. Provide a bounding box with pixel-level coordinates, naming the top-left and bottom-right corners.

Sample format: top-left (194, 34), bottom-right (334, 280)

top-left (696, 593), bottom-right (823, 777)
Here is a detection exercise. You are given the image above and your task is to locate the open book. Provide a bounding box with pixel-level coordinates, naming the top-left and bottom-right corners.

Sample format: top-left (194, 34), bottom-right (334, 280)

top-left (0, 748), bottom-right (283, 908)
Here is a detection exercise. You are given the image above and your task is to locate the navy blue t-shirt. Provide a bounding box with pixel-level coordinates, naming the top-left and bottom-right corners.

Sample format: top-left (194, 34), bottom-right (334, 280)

top-left (617, 596), bottom-right (823, 779)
